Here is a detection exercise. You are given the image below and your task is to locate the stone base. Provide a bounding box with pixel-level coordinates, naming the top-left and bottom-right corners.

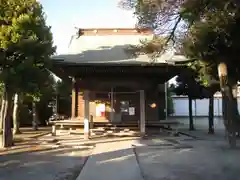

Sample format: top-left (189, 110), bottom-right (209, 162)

top-left (84, 132), bottom-right (90, 140)
top-left (140, 132), bottom-right (146, 137)
top-left (51, 125), bottom-right (56, 136)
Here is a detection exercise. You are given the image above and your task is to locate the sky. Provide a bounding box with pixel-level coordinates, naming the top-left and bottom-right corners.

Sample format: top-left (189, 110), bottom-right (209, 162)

top-left (39, 0), bottom-right (137, 54)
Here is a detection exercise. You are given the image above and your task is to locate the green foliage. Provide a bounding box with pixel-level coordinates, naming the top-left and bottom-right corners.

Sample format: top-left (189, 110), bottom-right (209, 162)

top-left (18, 94), bottom-right (53, 125)
top-left (55, 80), bottom-right (71, 116)
top-left (55, 79), bottom-right (71, 98)
top-left (181, 1), bottom-right (240, 82)
top-left (120, 0), bottom-right (185, 59)
top-left (122, 0), bottom-right (240, 86)
top-left (186, 61), bottom-right (214, 87)
top-left (27, 70), bottom-right (56, 102)
top-left (0, 0), bottom-right (56, 92)
top-left (125, 36), bottom-right (166, 60)
top-left (173, 69), bottom-right (212, 99)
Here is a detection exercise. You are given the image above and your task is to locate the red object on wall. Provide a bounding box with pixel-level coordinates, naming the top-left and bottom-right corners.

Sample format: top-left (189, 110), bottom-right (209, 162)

top-left (96, 103), bottom-right (106, 117)
top-left (100, 111), bottom-right (105, 117)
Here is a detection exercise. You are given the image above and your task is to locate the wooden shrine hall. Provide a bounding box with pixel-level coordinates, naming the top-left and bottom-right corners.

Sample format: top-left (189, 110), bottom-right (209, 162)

top-left (51, 28), bottom-right (188, 137)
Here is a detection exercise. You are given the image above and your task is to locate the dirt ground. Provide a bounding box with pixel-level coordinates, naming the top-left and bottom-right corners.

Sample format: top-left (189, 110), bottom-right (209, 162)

top-left (0, 145), bottom-right (92, 180)
top-left (1, 123), bottom-right (240, 180)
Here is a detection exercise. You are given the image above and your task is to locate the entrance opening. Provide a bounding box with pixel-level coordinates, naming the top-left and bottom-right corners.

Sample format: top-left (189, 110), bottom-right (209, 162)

top-left (94, 88), bottom-right (140, 123)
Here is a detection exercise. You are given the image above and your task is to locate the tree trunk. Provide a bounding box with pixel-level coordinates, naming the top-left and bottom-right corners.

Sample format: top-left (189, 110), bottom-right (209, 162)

top-left (1, 89), bottom-right (13, 148)
top-left (188, 96), bottom-right (194, 131)
top-left (13, 93), bottom-right (20, 135)
top-left (218, 62), bottom-right (237, 148)
top-left (32, 101), bottom-right (39, 130)
top-left (0, 97), bottom-right (5, 133)
top-left (222, 86), bottom-right (237, 148)
top-left (208, 95), bottom-right (214, 134)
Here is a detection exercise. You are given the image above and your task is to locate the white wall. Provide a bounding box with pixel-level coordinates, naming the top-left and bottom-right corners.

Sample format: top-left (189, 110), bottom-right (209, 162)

top-left (172, 97), bottom-right (228, 117)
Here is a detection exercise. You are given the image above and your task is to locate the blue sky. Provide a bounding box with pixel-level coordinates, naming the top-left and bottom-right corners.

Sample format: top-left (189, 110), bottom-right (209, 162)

top-left (39, 0), bottom-right (136, 54)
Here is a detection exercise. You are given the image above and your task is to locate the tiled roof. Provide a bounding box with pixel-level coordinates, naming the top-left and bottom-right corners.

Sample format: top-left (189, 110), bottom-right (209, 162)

top-left (52, 28), bottom-right (189, 65)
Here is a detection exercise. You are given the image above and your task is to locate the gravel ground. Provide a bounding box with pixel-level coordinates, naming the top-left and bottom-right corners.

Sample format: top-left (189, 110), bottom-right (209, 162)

top-left (0, 146), bottom-right (92, 180)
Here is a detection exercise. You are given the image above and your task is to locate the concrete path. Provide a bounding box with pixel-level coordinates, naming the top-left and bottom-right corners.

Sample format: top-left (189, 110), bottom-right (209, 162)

top-left (135, 138), bottom-right (240, 180)
top-left (77, 139), bottom-right (144, 180)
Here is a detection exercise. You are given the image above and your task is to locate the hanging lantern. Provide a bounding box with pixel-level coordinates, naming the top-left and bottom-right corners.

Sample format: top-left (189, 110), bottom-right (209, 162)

top-left (150, 103), bottom-right (157, 108)
top-left (218, 62), bottom-right (228, 77)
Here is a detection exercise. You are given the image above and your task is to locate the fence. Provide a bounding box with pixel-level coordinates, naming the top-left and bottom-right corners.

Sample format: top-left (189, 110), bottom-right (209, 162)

top-left (170, 96), bottom-right (237, 117)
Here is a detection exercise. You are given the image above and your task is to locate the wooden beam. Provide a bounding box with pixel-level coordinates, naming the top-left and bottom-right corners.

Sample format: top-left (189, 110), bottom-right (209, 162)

top-left (71, 78), bottom-right (78, 118)
top-left (84, 90), bottom-right (90, 139)
top-left (76, 78), bottom-right (156, 91)
top-left (140, 90), bottom-right (146, 136)
top-left (51, 63), bottom-right (185, 79)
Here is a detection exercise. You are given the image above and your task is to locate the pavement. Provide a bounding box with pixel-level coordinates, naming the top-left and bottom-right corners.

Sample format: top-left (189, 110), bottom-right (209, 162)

top-left (173, 116), bottom-right (225, 131)
top-left (135, 143), bottom-right (240, 180)
top-left (77, 139), bottom-right (144, 180)
top-left (76, 117), bottom-right (240, 180)
top-left (74, 132), bottom-right (240, 180)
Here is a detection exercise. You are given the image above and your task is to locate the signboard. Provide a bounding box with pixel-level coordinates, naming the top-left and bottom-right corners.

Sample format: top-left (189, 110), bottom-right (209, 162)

top-left (96, 103), bottom-right (106, 117)
top-left (129, 107), bottom-right (135, 116)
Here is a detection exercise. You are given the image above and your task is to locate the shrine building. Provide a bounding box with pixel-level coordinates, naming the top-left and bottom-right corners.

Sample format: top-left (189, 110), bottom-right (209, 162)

top-left (51, 28), bottom-right (188, 136)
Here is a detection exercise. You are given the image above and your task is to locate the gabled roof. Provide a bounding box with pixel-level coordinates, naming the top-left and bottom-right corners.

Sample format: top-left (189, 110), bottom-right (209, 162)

top-left (52, 28), bottom-right (189, 65)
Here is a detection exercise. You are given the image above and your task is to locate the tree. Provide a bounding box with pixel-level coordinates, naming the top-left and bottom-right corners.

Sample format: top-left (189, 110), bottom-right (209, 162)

top-left (25, 69), bottom-right (56, 129)
top-left (120, 0), bottom-right (240, 147)
top-left (12, 69), bottom-right (55, 134)
top-left (174, 69), bottom-right (201, 130)
top-left (208, 94), bottom-right (214, 134)
top-left (174, 72), bottom-right (197, 131)
top-left (54, 79), bottom-right (72, 117)
top-left (167, 88), bottom-right (175, 116)
top-left (12, 93), bottom-right (20, 134)
top-left (181, 1), bottom-right (240, 147)
top-left (173, 68), bottom-right (219, 132)
top-left (0, 0), bottom-right (55, 147)
top-left (0, 83), bottom-right (5, 133)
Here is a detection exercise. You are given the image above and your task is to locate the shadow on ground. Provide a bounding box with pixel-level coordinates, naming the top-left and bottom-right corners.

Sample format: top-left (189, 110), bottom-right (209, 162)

top-left (0, 146), bottom-right (91, 180)
top-left (1, 133), bottom-right (240, 180)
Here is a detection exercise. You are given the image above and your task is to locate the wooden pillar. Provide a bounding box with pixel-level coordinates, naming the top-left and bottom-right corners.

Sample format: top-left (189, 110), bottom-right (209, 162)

top-left (140, 90), bottom-right (146, 136)
top-left (110, 87), bottom-right (114, 122)
top-left (55, 93), bottom-right (59, 119)
top-left (71, 78), bottom-right (78, 119)
top-left (165, 82), bottom-right (168, 120)
top-left (84, 90), bottom-right (90, 140)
